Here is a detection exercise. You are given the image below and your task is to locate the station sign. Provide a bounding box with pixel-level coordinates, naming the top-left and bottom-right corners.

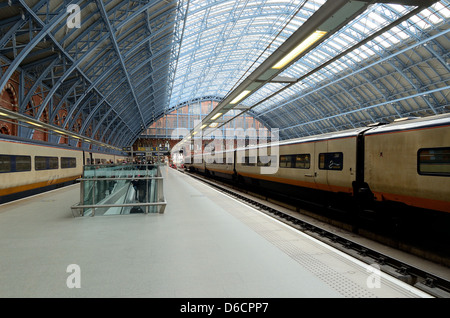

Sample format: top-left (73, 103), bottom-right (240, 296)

top-left (121, 146), bottom-right (169, 153)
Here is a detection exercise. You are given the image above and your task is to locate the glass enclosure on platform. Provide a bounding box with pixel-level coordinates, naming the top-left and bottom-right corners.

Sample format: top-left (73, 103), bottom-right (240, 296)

top-left (71, 164), bottom-right (166, 217)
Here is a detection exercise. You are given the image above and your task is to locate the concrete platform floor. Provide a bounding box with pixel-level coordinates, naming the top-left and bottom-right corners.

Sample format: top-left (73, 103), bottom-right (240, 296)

top-left (0, 166), bottom-right (433, 298)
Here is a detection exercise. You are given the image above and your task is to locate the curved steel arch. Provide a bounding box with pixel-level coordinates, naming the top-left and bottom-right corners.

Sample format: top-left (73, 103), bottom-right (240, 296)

top-left (1, 0), bottom-right (448, 150)
top-left (0, 0), bottom-right (181, 151)
top-left (169, 0), bottom-right (315, 108)
top-left (253, 12), bottom-right (450, 137)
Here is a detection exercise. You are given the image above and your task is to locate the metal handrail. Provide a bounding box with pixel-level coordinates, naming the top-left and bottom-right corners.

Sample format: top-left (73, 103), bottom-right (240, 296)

top-left (71, 164), bottom-right (167, 217)
top-left (73, 202), bottom-right (167, 208)
top-left (77, 177), bottom-right (164, 181)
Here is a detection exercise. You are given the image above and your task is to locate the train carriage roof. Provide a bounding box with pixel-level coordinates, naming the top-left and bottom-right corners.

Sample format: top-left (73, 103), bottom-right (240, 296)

top-left (205, 112), bottom-right (450, 155)
top-left (364, 112), bottom-right (450, 135)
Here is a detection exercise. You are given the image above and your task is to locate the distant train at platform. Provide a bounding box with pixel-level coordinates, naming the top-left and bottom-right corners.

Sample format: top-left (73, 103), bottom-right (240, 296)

top-left (185, 113), bottom-right (450, 214)
top-left (0, 138), bottom-right (128, 203)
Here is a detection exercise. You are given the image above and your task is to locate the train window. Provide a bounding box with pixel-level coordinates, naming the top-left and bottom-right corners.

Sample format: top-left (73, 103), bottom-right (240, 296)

top-left (295, 154), bottom-right (310, 169)
top-left (241, 156), bottom-right (256, 166)
top-left (418, 148), bottom-right (450, 177)
top-left (16, 156), bottom-right (32, 172)
top-left (257, 156), bottom-right (264, 167)
top-left (0, 155), bottom-right (32, 173)
top-left (0, 155), bottom-right (12, 172)
top-left (35, 156), bottom-right (59, 170)
top-left (61, 157), bottom-right (77, 169)
top-left (258, 156), bottom-right (277, 167)
top-left (319, 152), bottom-right (343, 171)
top-left (35, 157), bottom-right (47, 170)
top-left (205, 155), bottom-right (214, 164)
top-left (280, 154), bottom-right (310, 169)
top-left (49, 157), bottom-right (58, 169)
top-left (34, 157), bottom-right (45, 170)
top-left (280, 155), bottom-right (293, 168)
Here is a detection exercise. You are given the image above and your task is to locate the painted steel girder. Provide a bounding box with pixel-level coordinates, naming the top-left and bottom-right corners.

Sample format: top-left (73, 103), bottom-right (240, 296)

top-left (67, 26), bottom-right (175, 137)
top-left (81, 78), bottom-right (129, 135)
top-left (255, 27), bottom-right (450, 122)
top-left (0, 1), bottom-right (76, 95)
top-left (88, 39), bottom-right (174, 130)
top-left (11, 2), bottom-right (135, 139)
top-left (4, 0), bottom-right (178, 148)
top-left (95, 0), bottom-right (146, 128)
top-left (84, 51), bottom-right (172, 138)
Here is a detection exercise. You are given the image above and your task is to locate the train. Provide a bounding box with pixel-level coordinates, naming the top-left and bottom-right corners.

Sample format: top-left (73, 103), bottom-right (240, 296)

top-left (184, 113), bottom-right (450, 215)
top-left (0, 137), bottom-right (128, 203)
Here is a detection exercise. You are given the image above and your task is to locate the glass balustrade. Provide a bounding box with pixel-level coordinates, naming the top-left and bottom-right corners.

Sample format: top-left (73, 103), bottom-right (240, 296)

top-left (71, 164), bottom-right (166, 217)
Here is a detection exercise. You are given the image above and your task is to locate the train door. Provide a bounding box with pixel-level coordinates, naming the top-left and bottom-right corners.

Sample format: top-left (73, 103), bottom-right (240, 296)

top-left (313, 140), bottom-right (329, 192)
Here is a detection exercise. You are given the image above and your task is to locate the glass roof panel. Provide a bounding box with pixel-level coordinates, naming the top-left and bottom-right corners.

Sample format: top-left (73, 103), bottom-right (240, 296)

top-left (248, 2), bottom-right (420, 112)
top-left (169, 0), bottom-right (324, 108)
top-left (167, 0), bottom-right (449, 140)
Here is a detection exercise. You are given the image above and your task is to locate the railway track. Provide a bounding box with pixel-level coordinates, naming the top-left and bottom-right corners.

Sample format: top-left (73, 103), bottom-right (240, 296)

top-left (180, 169), bottom-right (450, 298)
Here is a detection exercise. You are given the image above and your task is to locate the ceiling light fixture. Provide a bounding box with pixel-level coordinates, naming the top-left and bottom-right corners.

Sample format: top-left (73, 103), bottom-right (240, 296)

top-left (211, 113), bottom-right (223, 120)
top-left (230, 90), bottom-right (251, 105)
top-left (272, 30), bottom-right (327, 69)
top-left (25, 121), bottom-right (44, 128)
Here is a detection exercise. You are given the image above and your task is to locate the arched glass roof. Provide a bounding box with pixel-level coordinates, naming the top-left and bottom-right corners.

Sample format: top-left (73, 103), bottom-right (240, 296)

top-left (169, 0), bottom-right (449, 140)
top-left (0, 0), bottom-right (448, 150)
top-left (169, 0), bottom-right (327, 108)
top-left (0, 0), bottom-right (182, 150)
top-left (252, 1), bottom-right (450, 139)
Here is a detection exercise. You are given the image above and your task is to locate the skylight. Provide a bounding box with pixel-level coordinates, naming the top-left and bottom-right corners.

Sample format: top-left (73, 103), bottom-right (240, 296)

top-left (167, 0), bottom-right (449, 139)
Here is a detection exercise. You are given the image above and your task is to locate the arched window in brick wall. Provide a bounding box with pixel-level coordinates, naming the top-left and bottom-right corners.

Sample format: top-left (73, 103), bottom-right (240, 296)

top-left (0, 84), bottom-right (18, 136)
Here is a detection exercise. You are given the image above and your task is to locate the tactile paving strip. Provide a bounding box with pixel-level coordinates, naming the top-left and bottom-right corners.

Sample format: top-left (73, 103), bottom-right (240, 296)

top-left (225, 206), bottom-right (384, 297)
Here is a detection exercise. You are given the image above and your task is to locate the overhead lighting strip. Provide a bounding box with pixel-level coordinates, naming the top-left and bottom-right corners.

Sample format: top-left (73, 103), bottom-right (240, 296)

top-left (0, 107), bottom-right (121, 151)
top-left (272, 30), bottom-right (327, 69)
top-left (211, 113), bottom-right (223, 120)
top-left (230, 90), bottom-right (252, 105)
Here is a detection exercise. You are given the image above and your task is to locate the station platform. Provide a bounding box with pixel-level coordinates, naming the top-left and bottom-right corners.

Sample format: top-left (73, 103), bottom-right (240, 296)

top-left (0, 165), bottom-right (433, 298)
